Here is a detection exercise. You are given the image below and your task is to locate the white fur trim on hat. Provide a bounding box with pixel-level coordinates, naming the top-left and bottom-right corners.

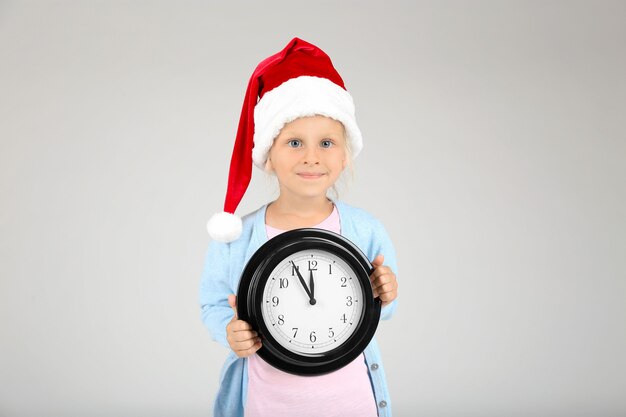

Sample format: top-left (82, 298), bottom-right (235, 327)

top-left (207, 211), bottom-right (243, 242)
top-left (252, 76), bottom-right (362, 169)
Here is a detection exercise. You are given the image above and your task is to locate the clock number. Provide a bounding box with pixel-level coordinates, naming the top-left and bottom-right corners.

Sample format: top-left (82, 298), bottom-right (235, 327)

top-left (292, 328), bottom-right (298, 338)
top-left (340, 277), bottom-right (347, 287)
top-left (291, 264), bottom-right (300, 276)
top-left (346, 296), bottom-right (353, 306)
top-left (272, 296), bottom-right (280, 307)
top-left (329, 263), bottom-right (332, 274)
top-left (279, 278), bottom-right (289, 288)
top-left (308, 260), bottom-right (318, 271)
top-left (309, 331), bottom-right (317, 343)
top-left (277, 315), bottom-right (284, 325)
top-left (340, 314), bottom-right (347, 324)
top-left (328, 327), bottom-right (335, 338)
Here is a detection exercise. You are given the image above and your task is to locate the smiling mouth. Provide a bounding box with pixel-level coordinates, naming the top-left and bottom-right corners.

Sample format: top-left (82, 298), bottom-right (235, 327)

top-left (297, 173), bottom-right (325, 179)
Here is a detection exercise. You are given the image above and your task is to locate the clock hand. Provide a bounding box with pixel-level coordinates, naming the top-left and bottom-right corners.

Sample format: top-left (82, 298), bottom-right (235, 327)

top-left (309, 269), bottom-right (316, 305)
top-left (291, 261), bottom-right (315, 305)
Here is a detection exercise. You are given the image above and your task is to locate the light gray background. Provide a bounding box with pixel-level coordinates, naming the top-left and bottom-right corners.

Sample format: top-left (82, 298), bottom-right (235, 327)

top-left (1, 1), bottom-right (625, 416)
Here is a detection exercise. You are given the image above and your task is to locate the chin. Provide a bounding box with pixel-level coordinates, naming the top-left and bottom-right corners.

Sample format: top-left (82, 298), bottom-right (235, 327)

top-left (295, 188), bottom-right (331, 199)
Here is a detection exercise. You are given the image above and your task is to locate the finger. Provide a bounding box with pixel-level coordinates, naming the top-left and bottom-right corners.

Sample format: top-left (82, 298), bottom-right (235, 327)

top-left (230, 319), bottom-right (254, 332)
top-left (236, 339), bottom-right (262, 357)
top-left (372, 278), bottom-right (397, 300)
top-left (375, 281), bottom-right (397, 295)
top-left (371, 272), bottom-right (391, 290)
top-left (379, 288), bottom-right (397, 301)
top-left (379, 281), bottom-right (398, 300)
top-left (372, 272), bottom-right (395, 286)
top-left (371, 267), bottom-right (392, 281)
top-left (236, 340), bottom-right (256, 353)
top-left (228, 294), bottom-right (238, 319)
top-left (233, 330), bottom-right (259, 343)
top-left (371, 254), bottom-right (385, 269)
top-left (233, 336), bottom-right (261, 352)
top-left (371, 274), bottom-right (385, 297)
top-left (373, 284), bottom-right (394, 298)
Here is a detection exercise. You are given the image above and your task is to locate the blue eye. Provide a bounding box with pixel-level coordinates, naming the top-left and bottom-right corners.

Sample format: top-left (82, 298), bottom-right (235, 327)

top-left (288, 139), bottom-right (302, 148)
top-left (321, 140), bottom-right (333, 148)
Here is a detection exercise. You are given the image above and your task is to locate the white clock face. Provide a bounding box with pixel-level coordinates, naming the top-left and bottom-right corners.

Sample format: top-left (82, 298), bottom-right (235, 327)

top-left (262, 249), bottom-right (365, 356)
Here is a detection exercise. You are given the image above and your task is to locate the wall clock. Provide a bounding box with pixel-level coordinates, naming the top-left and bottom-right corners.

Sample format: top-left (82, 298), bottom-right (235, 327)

top-left (237, 228), bottom-right (381, 376)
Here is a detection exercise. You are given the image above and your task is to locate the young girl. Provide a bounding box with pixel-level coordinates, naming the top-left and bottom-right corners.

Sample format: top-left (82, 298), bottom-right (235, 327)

top-left (200, 38), bottom-right (399, 417)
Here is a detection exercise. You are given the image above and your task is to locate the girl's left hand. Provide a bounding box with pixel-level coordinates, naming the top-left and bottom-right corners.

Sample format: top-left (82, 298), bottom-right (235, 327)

top-left (370, 254), bottom-right (398, 308)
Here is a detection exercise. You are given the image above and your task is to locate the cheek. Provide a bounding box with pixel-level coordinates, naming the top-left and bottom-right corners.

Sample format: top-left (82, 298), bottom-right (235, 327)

top-left (266, 148), bottom-right (282, 172)
top-left (336, 150), bottom-right (348, 169)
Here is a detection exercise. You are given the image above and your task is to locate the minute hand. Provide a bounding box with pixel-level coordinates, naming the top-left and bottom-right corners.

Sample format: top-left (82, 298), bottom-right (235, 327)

top-left (309, 269), bottom-right (315, 301)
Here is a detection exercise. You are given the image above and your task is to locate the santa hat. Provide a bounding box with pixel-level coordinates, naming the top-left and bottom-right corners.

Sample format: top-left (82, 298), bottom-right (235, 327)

top-left (207, 37), bottom-right (363, 242)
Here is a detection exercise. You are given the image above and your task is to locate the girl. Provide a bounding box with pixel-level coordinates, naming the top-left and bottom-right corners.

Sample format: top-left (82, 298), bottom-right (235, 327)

top-left (200, 38), bottom-right (399, 417)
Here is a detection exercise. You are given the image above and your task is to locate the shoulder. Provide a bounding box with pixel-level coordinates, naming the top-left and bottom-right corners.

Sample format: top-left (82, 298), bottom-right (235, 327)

top-left (203, 205), bottom-right (265, 283)
top-left (336, 200), bottom-right (386, 231)
top-left (335, 201), bottom-right (392, 251)
top-left (239, 207), bottom-right (260, 238)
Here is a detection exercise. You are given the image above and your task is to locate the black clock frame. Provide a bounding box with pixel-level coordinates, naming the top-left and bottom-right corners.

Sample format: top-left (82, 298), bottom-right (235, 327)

top-left (237, 228), bottom-right (381, 376)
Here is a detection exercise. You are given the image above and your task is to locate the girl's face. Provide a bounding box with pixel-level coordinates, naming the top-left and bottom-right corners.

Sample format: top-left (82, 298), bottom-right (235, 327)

top-left (267, 115), bottom-right (347, 201)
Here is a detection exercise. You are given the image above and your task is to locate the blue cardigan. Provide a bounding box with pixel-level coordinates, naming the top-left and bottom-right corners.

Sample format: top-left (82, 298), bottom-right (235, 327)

top-left (200, 201), bottom-right (398, 417)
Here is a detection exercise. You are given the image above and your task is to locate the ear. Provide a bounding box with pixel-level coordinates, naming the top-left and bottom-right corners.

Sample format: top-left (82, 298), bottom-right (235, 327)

top-left (265, 157), bottom-right (274, 172)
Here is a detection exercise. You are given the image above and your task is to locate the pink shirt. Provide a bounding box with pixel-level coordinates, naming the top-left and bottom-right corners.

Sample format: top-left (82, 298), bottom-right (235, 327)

top-left (245, 205), bottom-right (378, 417)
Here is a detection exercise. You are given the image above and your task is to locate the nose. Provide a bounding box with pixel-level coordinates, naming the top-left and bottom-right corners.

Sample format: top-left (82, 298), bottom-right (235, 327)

top-left (303, 145), bottom-right (320, 165)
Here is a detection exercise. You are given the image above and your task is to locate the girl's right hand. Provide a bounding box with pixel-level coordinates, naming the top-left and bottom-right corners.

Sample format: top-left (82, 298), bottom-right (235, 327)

top-left (226, 294), bottom-right (262, 358)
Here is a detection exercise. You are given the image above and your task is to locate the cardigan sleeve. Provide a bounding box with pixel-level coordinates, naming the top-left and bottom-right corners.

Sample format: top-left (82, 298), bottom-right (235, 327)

top-left (370, 218), bottom-right (399, 321)
top-left (199, 239), bottom-right (235, 349)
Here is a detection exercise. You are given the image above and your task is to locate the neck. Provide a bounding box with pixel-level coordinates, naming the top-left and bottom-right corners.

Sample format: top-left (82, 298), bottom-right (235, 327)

top-left (265, 193), bottom-right (333, 230)
top-left (270, 194), bottom-right (333, 218)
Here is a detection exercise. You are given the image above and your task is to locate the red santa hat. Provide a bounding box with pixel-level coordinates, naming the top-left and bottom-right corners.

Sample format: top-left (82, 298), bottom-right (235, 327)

top-left (207, 37), bottom-right (363, 242)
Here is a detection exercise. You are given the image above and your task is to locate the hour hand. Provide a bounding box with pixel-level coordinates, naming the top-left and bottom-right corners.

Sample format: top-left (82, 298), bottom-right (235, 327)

top-left (291, 261), bottom-right (316, 305)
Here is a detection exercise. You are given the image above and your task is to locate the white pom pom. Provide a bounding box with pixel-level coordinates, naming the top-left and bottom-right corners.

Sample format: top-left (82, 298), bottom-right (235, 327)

top-left (207, 212), bottom-right (243, 242)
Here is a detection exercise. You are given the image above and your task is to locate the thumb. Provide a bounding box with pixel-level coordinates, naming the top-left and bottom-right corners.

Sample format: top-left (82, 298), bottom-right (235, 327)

top-left (228, 294), bottom-right (238, 319)
top-left (371, 254), bottom-right (385, 268)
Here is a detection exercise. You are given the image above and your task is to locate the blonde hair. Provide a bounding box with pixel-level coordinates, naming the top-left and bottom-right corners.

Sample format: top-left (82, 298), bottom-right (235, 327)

top-left (329, 124), bottom-right (354, 200)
